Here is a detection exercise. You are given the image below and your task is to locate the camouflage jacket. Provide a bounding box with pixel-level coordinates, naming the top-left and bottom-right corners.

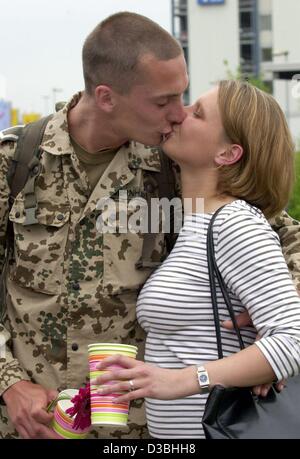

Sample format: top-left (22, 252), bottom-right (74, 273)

top-left (0, 93), bottom-right (300, 438)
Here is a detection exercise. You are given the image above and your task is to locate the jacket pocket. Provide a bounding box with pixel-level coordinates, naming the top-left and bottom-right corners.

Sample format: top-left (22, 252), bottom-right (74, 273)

top-left (102, 196), bottom-right (165, 296)
top-left (8, 200), bottom-right (70, 295)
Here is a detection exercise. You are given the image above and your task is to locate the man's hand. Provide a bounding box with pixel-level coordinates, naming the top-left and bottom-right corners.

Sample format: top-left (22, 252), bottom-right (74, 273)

top-left (2, 380), bottom-right (60, 439)
top-left (222, 310), bottom-right (253, 330)
top-left (222, 311), bottom-right (286, 396)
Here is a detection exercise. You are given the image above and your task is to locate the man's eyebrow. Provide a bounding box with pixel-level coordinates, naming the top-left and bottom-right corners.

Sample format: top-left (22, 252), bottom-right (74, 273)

top-left (154, 92), bottom-right (183, 100)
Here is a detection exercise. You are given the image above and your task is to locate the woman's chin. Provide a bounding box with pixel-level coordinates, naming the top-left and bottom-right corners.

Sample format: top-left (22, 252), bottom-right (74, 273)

top-left (161, 144), bottom-right (175, 159)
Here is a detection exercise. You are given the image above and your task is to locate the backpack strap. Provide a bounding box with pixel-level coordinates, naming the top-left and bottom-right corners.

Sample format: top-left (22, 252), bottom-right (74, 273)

top-left (7, 115), bottom-right (52, 225)
top-left (0, 125), bottom-right (24, 143)
top-left (136, 150), bottom-right (178, 269)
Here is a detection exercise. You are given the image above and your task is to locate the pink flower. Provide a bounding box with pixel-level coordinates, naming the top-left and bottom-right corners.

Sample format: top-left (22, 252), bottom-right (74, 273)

top-left (66, 383), bottom-right (91, 430)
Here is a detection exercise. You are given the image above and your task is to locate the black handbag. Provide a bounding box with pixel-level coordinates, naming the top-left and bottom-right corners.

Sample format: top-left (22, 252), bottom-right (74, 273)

top-left (202, 205), bottom-right (300, 439)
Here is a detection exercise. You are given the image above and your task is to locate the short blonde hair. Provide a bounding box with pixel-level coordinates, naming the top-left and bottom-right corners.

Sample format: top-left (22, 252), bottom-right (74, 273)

top-left (218, 80), bottom-right (295, 218)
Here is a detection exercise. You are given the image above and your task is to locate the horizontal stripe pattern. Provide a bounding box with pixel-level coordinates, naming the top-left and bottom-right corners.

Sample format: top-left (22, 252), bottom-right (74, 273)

top-left (136, 200), bottom-right (300, 439)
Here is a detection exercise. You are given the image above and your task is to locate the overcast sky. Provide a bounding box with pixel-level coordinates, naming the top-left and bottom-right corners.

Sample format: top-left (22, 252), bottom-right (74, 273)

top-left (0, 0), bottom-right (172, 115)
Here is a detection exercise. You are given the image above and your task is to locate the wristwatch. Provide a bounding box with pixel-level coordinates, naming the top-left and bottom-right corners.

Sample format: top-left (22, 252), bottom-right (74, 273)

top-left (197, 366), bottom-right (210, 394)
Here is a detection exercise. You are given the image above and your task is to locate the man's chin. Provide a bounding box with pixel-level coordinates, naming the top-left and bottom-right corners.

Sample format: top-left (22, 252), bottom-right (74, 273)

top-left (133, 136), bottom-right (162, 148)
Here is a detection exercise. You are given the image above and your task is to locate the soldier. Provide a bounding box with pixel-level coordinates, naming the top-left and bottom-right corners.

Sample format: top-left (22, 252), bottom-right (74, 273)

top-left (0, 11), bottom-right (187, 440)
top-left (0, 12), bottom-right (299, 439)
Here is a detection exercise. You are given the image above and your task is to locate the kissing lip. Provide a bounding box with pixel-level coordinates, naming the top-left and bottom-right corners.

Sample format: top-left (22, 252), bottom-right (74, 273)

top-left (161, 131), bottom-right (173, 142)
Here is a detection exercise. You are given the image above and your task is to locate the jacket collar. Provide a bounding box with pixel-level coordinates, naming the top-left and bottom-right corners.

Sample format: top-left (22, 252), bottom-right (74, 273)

top-left (41, 92), bottom-right (161, 173)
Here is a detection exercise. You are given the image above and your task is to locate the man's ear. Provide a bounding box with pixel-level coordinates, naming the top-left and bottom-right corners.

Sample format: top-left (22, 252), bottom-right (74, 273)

top-left (94, 85), bottom-right (115, 112)
top-left (215, 144), bottom-right (243, 166)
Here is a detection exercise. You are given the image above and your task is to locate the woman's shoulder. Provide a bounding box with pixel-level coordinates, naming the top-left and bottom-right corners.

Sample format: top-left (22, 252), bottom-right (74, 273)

top-left (216, 199), bottom-right (268, 224)
top-left (214, 199), bottom-right (279, 243)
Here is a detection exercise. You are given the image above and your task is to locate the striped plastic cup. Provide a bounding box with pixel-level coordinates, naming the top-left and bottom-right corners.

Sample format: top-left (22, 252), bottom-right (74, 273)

top-left (88, 343), bottom-right (138, 426)
top-left (50, 389), bottom-right (90, 439)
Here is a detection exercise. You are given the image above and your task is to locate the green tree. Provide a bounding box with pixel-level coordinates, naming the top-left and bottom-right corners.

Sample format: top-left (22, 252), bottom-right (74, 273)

top-left (288, 152), bottom-right (300, 221)
top-left (223, 60), bottom-right (271, 93)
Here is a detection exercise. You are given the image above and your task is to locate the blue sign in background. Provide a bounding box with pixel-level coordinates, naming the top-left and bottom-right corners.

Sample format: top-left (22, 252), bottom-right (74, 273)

top-left (0, 100), bottom-right (11, 131)
top-left (198, 0), bottom-right (225, 5)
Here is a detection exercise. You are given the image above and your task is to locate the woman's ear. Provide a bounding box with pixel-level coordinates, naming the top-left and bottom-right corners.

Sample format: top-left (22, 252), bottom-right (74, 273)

top-left (94, 85), bottom-right (115, 112)
top-left (215, 144), bottom-right (244, 166)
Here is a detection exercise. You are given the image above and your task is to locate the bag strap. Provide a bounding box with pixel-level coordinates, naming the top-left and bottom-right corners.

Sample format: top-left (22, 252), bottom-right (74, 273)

top-left (207, 205), bottom-right (245, 359)
top-left (7, 115), bottom-right (52, 224)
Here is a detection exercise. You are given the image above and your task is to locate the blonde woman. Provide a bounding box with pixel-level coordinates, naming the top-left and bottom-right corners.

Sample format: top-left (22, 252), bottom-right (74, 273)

top-left (93, 81), bottom-right (300, 438)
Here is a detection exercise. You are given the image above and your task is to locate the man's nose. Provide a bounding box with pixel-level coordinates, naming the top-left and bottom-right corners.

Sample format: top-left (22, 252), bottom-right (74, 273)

top-left (168, 104), bottom-right (187, 124)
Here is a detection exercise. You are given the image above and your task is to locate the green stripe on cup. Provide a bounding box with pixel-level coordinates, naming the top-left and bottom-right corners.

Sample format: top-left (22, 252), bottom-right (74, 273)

top-left (91, 413), bottom-right (128, 425)
top-left (52, 419), bottom-right (88, 439)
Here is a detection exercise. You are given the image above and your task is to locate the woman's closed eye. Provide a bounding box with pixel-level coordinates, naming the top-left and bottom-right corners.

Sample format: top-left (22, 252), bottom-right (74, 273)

top-left (193, 111), bottom-right (202, 118)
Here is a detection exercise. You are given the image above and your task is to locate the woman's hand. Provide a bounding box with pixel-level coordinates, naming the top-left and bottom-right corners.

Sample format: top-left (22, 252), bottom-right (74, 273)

top-left (91, 355), bottom-right (197, 403)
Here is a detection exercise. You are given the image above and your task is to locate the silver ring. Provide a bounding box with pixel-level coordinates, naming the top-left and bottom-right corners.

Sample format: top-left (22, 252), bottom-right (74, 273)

top-left (128, 380), bottom-right (135, 391)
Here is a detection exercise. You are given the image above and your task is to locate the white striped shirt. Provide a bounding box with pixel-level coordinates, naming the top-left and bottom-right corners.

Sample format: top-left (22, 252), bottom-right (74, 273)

top-left (136, 200), bottom-right (300, 439)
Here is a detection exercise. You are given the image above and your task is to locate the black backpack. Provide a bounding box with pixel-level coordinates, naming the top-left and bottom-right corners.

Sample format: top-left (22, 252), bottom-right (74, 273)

top-left (0, 115), bottom-right (53, 225)
top-left (0, 116), bottom-right (52, 320)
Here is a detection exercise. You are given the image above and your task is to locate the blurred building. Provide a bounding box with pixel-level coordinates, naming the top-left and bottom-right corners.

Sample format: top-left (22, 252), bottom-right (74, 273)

top-left (172, 0), bottom-right (300, 142)
top-left (0, 74), bottom-right (41, 130)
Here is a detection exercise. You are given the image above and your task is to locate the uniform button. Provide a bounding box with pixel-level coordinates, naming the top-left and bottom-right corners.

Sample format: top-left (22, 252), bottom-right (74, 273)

top-left (71, 343), bottom-right (79, 351)
top-left (32, 165), bottom-right (40, 175)
top-left (72, 282), bottom-right (80, 290)
top-left (145, 183), bottom-right (154, 193)
top-left (15, 212), bottom-right (20, 218)
top-left (57, 213), bottom-right (64, 221)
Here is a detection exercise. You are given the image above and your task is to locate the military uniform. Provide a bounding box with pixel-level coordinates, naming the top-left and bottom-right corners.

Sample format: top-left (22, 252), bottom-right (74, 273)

top-left (0, 93), bottom-right (300, 438)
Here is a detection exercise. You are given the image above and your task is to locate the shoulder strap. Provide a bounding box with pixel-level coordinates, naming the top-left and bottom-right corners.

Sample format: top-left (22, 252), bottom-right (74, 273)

top-left (0, 125), bottom-right (24, 143)
top-left (207, 205), bottom-right (245, 358)
top-left (8, 115), bottom-right (52, 201)
top-left (7, 115), bottom-right (53, 225)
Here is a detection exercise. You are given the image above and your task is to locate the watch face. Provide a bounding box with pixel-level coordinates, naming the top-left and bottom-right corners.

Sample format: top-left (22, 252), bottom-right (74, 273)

top-left (200, 374), bottom-right (208, 384)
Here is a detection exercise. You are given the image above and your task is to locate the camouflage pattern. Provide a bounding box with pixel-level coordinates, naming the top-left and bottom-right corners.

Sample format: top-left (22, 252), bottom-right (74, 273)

top-left (0, 93), bottom-right (167, 439)
top-left (0, 92), bottom-right (300, 438)
top-left (270, 213), bottom-right (300, 291)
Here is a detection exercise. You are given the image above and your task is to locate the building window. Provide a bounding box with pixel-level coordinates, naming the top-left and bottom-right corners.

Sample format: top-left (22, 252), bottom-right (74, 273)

top-left (241, 43), bottom-right (254, 63)
top-left (240, 11), bottom-right (253, 32)
top-left (260, 15), bottom-right (272, 31)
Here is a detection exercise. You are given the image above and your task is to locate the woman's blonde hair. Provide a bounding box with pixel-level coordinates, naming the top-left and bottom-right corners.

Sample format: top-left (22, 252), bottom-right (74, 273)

top-left (217, 80), bottom-right (295, 218)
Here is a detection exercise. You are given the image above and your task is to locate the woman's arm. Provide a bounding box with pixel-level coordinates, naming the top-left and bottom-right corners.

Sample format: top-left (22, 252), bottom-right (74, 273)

top-left (93, 208), bottom-right (300, 402)
top-left (91, 343), bottom-right (276, 403)
top-left (215, 209), bottom-right (300, 382)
